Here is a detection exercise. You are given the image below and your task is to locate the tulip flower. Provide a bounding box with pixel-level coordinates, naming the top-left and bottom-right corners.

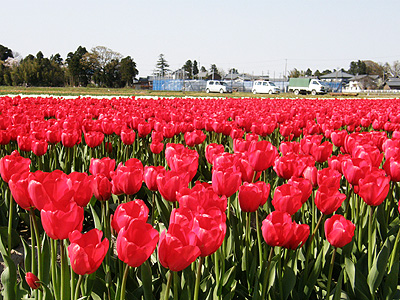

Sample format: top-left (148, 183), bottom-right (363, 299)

top-left (342, 157), bottom-right (371, 186)
top-left (25, 272), bottom-right (41, 290)
top-left (156, 170), bottom-right (190, 202)
top-left (31, 139), bottom-right (48, 156)
top-left (238, 181), bottom-right (270, 212)
top-left (89, 157), bottom-right (116, 180)
top-left (284, 222), bottom-right (310, 250)
top-left (116, 219), bottom-right (159, 268)
top-left (0, 150), bottom-right (31, 183)
top-left (111, 200), bottom-right (149, 233)
top-left (121, 129), bottom-right (136, 145)
top-left (184, 130), bottom-right (206, 147)
top-left (314, 185), bottom-right (346, 215)
top-left (9, 172), bottom-right (35, 210)
top-left (324, 214), bottom-right (355, 248)
top-left (247, 140), bottom-right (278, 172)
top-left (84, 131), bottom-right (104, 148)
top-left (41, 201), bottom-right (84, 240)
top-left (158, 223), bottom-right (201, 272)
top-left (150, 141), bottom-right (164, 154)
top-left (383, 156), bottom-right (400, 182)
top-left (68, 229), bottom-right (109, 275)
top-left (205, 143), bottom-right (225, 165)
top-left (212, 167), bottom-right (242, 198)
top-left (144, 166), bottom-right (166, 191)
top-left (91, 174), bottom-right (112, 201)
top-left (68, 172), bottom-right (94, 207)
top-left (358, 171), bottom-right (390, 206)
top-left (272, 183), bottom-right (303, 216)
top-left (261, 211), bottom-right (294, 247)
top-left (111, 158), bottom-right (143, 196)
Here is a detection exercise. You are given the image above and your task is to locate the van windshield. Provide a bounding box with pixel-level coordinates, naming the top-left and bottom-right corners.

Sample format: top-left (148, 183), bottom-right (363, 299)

top-left (219, 82), bottom-right (227, 86)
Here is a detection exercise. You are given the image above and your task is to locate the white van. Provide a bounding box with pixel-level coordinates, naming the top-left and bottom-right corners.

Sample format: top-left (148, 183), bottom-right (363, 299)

top-left (205, 80), bottom-right (232, 93)
top-left (252, 80), bottom-right (280, 94)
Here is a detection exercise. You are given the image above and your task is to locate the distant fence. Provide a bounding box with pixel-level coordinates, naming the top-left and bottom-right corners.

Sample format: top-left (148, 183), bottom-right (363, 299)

top-left (153, 79), bottom-right (287, 93)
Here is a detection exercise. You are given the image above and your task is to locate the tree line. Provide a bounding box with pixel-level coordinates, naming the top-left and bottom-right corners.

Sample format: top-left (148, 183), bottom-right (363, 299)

top-left (1, 43), bottom-right (400, 87)
top-left (0, 45), bottom-right (138, 88)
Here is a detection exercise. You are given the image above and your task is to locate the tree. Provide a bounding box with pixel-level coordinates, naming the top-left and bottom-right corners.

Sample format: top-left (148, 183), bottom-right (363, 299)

top-left (314, 70), bottom-right (322, 78)
top-left (66, 46), bottom-right (89, 86)
top-left (200, 66), bottom-right (207, 73)
top-left (209, 64), bottom-right (220, 79)
top-left (182, 60), bottom-right (193, 79)
top-left (383, 61), bottom-right (400, 78)
top-left (155, 54), bottom-right (170, 77)
top-left (120, 56), bottom-right (138, 87)
top-left (228, 68), bottom-right (239, 75)
top-left (193, 60), bottom-right (199, 76)
top-left (288, 68), bottom-right (302, 78)
top-left (348, 60), bottom-right (367, 75)
top-left (305, 68), bottom-right (312, 76)
top-left (0, 44), bottom-right (13, 61)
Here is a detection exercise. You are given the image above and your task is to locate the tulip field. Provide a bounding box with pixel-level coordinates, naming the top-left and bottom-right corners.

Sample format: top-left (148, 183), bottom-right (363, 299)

top-left (1, 95), bottom-right (400, 300)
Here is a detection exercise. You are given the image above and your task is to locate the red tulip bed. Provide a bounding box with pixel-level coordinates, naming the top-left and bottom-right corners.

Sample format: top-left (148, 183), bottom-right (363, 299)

top-left (1, 95), bottom-right (400, 300)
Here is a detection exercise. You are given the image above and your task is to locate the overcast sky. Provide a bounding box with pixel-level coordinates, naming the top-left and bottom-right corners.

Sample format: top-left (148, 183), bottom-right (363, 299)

top-left (2, 0), bottom-right (399, 78)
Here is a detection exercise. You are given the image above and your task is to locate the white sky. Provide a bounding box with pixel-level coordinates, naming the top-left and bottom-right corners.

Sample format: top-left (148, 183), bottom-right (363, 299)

top-left (2, 0), bottom-right (400, 78)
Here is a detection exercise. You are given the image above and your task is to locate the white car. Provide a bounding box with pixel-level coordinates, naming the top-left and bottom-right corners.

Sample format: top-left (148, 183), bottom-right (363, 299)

top-left (252, 80), bottom-right (280, 94)
top-left (205, 80), bottom-right (232, 93)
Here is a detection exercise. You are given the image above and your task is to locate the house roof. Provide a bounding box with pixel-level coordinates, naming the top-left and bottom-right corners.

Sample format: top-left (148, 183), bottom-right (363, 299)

top-left (320, 70), bottom-right (353, 79)
top-left (386, 77), bottom-right (400, 87)
top-left (349, 74), bottom-right (380, 81)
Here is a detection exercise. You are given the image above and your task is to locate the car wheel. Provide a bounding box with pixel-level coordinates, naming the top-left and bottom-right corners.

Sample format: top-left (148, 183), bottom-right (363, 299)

top-left (252, 89), bottom-right (257, 95)
top-left (206, 88), bottom-right (210, 93)
top-left (294, 89), bottom-right (299, 95)
top-left (311, 90), bottom-right (317, 96)
top-left (269, 90), bottom-right (273, 95)
top-left (219, 89), bottom-right (224, 94)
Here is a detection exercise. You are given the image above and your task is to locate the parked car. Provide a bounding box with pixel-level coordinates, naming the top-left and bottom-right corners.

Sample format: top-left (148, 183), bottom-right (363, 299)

top-left (252, 80), bottom-right (280, 94)
top-left (205, 80), bottom-right (232, 93)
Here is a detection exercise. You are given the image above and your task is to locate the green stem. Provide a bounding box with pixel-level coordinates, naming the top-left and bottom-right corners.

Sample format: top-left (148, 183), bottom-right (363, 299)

top-left (389, 225), bottom-right (400, 271)
top-left (29, 209), bottom-right (37, 275)
top-left (326, 247), bottom-right (337, 298)
top-left (261, 247), bottom-right (274, 299)
top-left (74, 275), bottom-right (84, 300)
top-left (214, 251), bottom-right (220, 293)
top-left (51, 239), bottom-right (60, 300)
top-left (173, 271), bottom-right (179, 300)
top-left (255, 210), bottom-right (263, 269)
top-left (120, 264), bottom-right (130, 300)
top-left (278, 247), bottom-right (283, 300)
top-left (165, 271), bottom-right (173, 300)
top-left (194, 256), bottom-right (204, 300)
top-left (60, 241), bottom-right (69, 300)
top-left (368, 205), bottom-right (375, 271)
top-left (7, 189), bottom-right (13, 256)
top-left (151, 192), bottom-right (155, 226)
top-left (245, 212), bottom-right (250, 288)
top-left (31, 208), bottom-right (43, 300)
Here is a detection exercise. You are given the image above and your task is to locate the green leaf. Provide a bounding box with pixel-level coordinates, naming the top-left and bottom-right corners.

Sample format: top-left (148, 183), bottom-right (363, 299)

top-left (367, 238), bottom-right (390, 294)
top-left (1, 254), bottom-right (17, 300)
top-left (282, 266), bottom-right (296, 300)
top-left (332, 269), bottom-right (344, 300)
top-left (0, 226), bottom-right (21, 250)
top-left (42, 235), bottom-right (51, 285)
top-left (344, 257), bottom-right (371, 300)
top-left (141, 260), bottom-right (153, 300)
top-left (89, 203), bottom-right (102, 230)
top-left (222, 266), bottom-right (236, 287)
top-left (383, 260), bottom-right (399, 300)
top-left (21, 238), bottom-right (32, 274)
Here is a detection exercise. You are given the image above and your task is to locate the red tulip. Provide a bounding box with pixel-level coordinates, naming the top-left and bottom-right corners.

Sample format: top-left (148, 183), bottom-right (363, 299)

top-left (111, 158), bottom-right (143, 196)
top-left (41, 201), bottom-right (84, 240)
top-left (91, 174), bottom-right (112, 201)
top-left (287, 177), bottom-right (312, 204)
top-left (28, 170), bottom-right (74, 210)
top-left (302, 166), bottom-right (318, 188)
top-left (31, 139), bottom-right (48, 156)
top-left (68, 172), bottom-right (93, 207)
top-left (167, 151), bottom-right (199, 181)
top-left (0, 150), bottom-right (31, 183)
top-left (342, 157), bottom-right (371, 186)
top-left (273, 153), bottom-right (306, 180)
top-left (272, 183), bottom-right (303, 216)
top-left (212, 167), bottom-right (242, 198)
top-left (116, 219), bottom-right (159, 267)
top-left (358, 170), bottom-right (390, 206)
top-left (68, 229), bottom-right (109, 275)
top-left (314, 185), bottom-right (346, 215)
top-left (324, 214), bottom-right (355, 248)
top-left (121, 129), bottom-right (136, 145)
top-left (144, 166), bottom-right (166, 191)
top-left (9, 172), bottom-right (35, 210)
top-left (111, 200), bottom-right (149, 233)
top-left (205, 143), bottom-right (225, 165)
top-left (383, 156), bottom-right (400, 182)
top-left (17, 135), bottom-right (32, 152)
top-left (89, 157), bottom-right (116, 180)
top-left (25, 272), bottom-right (40, 289)
top-left (150, 141), bottom-right (164, 154)
top-left (247, 140), bottom-right (278, 172)
top-left (184, 130), bottom-right (206, 147)
top-left (238, 181), bottom-right (270, 212)
top-left (84, 131), bottom-right (104, 148)
top-left (317, 167), bottom-right (342, 189)
top-left (156, 170), bottom-right (190, 202)
top-left (192, 213), bottom-right (226, 257)
top-left (261, 211), bottom-right (294, 247)
top-left (284, 222), bottom-right (310, 250)
top-left (61, 129), bottom-right (81, 148)
top-left (310, 141), bottom-right (333, 163)
top-left (158, 223), bottom-right (201, 271)
top-left (137, 122), bottom-right (152, 138)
